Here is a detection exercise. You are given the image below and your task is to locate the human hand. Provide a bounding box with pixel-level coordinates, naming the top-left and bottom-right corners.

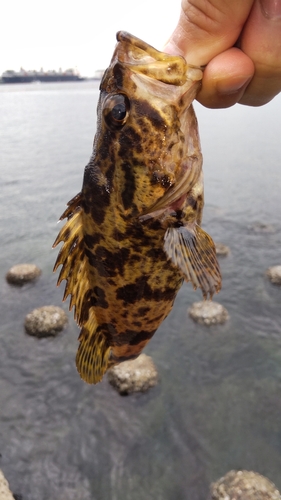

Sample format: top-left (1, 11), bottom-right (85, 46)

top-left (164, 0), bottom-right (281, 107)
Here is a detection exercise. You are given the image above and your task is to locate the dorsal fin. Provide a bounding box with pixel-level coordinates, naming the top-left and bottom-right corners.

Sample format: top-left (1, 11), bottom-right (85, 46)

top-left (53, 192), bottom-right (88, 325)
top-left (164, 223), bottom-right (221, 299)
top-left (53, 193), bottom-right (111, 383)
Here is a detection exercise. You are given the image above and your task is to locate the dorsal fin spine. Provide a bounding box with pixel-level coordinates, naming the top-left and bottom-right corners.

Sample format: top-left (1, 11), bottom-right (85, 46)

top-left (53, 193), bottom-right (111, 384)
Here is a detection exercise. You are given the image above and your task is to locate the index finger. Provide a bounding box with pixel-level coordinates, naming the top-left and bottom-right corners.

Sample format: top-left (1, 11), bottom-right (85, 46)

top-left (239, 0), bottom-right (281, 105)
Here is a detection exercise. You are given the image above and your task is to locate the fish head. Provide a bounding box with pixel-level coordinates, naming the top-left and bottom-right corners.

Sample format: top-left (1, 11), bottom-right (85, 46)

top-left (95, 31), bottom-right (203, 216)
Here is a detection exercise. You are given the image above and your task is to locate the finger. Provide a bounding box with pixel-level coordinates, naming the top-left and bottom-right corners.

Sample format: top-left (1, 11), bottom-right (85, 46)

top-left (238, 0), bottom-right (281, 105)
top-left (164, 0), bottom-right (255, 66)
top-left (196, 48), bottom-right (255, 108)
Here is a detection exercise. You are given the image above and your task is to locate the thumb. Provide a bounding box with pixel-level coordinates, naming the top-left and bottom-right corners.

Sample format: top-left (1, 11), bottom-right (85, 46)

top-left (164, 0), bottom-right (255, 66)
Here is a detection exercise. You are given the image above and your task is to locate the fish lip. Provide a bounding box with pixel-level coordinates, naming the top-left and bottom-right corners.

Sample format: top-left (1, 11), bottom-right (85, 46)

top-left (113, 31), bottom-right (203, 87)
top-left (116, 31), bottom-right (160, 57)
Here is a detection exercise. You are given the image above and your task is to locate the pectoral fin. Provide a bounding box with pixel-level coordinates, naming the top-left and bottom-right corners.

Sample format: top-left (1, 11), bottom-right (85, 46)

top-left (164, 224), bottom-right (221, 299)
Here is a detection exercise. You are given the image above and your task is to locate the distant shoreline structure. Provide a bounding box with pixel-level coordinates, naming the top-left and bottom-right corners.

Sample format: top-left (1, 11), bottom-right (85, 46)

top-left (90, 69), bottom-right (104, 81)
top-left (0, 68), bottom-right (94, 84)
top-left (1, 68), bottom-right (105, 84)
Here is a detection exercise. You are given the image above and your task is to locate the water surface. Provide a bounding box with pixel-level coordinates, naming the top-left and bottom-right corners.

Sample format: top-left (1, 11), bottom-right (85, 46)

top-left (0, 81), bottom-right (281, 500)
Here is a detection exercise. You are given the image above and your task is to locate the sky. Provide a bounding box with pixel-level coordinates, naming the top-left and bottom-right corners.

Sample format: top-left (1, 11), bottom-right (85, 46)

top-left (1, 0), bottom-right (180, 77)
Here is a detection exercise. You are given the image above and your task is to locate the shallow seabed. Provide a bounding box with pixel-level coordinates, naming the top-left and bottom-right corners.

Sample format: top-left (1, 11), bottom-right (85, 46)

top-left (0, 81), bottom-right (281, 500)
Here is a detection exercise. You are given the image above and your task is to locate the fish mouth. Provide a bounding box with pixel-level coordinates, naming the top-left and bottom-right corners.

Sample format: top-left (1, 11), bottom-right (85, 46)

top-left (110, 31), bottom-right (203, 87)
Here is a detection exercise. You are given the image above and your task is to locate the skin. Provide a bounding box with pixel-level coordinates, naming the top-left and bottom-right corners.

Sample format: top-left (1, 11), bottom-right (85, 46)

top-left (164, 0), bottom-right (281, 108)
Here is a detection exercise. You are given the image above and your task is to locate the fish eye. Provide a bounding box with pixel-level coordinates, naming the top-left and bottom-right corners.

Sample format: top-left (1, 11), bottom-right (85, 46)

top-left (104, 93), bottom-right (130, 128)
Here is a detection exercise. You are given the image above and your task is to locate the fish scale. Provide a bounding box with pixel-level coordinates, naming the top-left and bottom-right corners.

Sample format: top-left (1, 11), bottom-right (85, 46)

top-left (53, 31), bottom-right (221, 384)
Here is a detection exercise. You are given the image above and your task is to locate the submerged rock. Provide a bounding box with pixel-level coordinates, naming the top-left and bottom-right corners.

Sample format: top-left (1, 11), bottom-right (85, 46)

top-left (0, 469), bottom-right (14, 500)
top-left (266, 266), bottom-right (281, 285)
top-left (248, 222), bottom-right (275, 233)
top-left (209, 469), bottom-right (281, 500)
top-left (215, 243), bottom-right (230, 257)
top-left (188, 301), bottom-right (229, 325)
top-left (25, 305), bottom-right (68, 337)
top-left (6, 263), bottom-right (41, 285)
top-left (107, 353), bottom-right (158, 395)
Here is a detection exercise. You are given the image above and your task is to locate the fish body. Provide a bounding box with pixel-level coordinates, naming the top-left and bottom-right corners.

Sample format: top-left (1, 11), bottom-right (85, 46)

top-left (53, 32), bottom-right (221, 384)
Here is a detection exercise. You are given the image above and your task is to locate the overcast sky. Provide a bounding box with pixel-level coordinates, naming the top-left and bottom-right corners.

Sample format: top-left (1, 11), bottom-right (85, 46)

top-left (1, 0), bottom-right (180, 76)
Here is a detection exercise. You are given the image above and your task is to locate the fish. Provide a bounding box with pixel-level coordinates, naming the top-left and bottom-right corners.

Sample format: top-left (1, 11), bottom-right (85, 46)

top-left (53, 31), bottom-right (221, 384)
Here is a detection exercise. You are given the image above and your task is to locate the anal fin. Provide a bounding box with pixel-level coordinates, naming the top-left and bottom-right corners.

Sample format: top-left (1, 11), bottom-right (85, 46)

top-left (76, 309), bottom-right (111, 384)
top-left (164, 224), bottom-right (221, 299)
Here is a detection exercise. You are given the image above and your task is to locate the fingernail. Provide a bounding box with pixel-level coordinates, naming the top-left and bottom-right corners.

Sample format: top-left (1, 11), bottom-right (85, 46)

top-left (163, 40), bottom-right (184, 58)
top-left (260, 0), bottom-right (281, 19)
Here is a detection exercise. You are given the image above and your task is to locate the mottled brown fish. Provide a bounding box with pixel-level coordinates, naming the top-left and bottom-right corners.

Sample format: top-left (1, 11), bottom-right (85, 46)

top-left (53, 31), bottom-right (221, 384)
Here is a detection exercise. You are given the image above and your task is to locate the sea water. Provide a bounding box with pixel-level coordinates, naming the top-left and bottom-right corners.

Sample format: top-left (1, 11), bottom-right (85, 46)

top-left (0, 80), bottom-right (281, 500)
